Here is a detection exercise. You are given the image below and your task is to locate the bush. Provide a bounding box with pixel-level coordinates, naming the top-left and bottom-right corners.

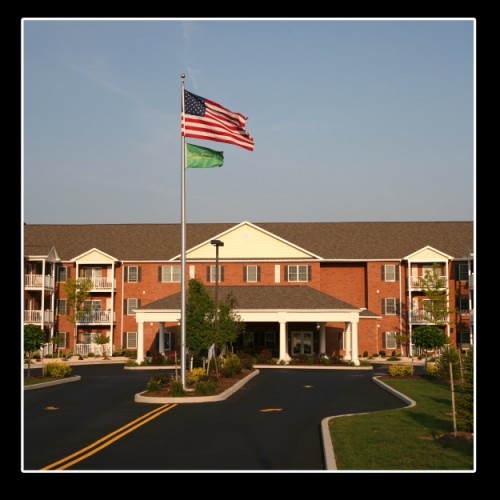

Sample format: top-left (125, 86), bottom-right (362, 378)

top-left (45, 361), bottom-right (72, 378)
top-left (425, 362), bottom-right (439, 377)
top-left (388, 364), bottom-right (413, 377)
top-left (146, 374), bottom-right (171, 392)
top-left (222, 353), bottom-right (242, 375)
top-left (195, 380), bottom-right (217, 395)
top-left (169, 379), bottom-right (185, 396)
top-left (186, 367), bottom-right (208, 385)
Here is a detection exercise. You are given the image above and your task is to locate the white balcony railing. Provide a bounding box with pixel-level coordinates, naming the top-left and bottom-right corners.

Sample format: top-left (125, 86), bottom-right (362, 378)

top-left (77, 277), bottom-right (116, 290)
top-left (76, 311), bottom-right (116, 324)
top-left (75, 343), bottom-right (112, 357)
top-left (409, 276), bottom-right (448, 289)
top-left (24, 274), bottom-right (55, 289)
top-left (24, 310), bottom-right (54, 324)
top-left (409, 310), bottom-right (448, 323)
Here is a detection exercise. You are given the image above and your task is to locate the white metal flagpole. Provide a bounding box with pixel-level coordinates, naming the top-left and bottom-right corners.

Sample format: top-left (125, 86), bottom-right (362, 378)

top-left (180, 74), bottom-right (187, 388)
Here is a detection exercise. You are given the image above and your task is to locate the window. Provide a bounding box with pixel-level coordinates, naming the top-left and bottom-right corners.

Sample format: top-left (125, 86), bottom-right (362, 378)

top-left (459, 330), bottom-right (471, 347)
top-left (125, 332), bottom-right (137, 349)
top-left (57, 299), bottom-right (67, 316)
top-left (456, 263), bottom-right (469, 281)
top-left (384, 332), bottom-right (397, 350)
top-left (382, 265), bottom-right (398, 282)
top-left (456, 298), bottom-right (470, 313)
top-left (54, 332), bottom-right (68, 349)
top-left (83, 267), bottom-right (101, 278)
top-left (264, 332), bottom-right (276, 351)
top-left (244, 265), bottom-right (260, 282)
top-left (243, 332), bottom-right (254, 349)
top-left (57, 266), bottom-right (69, 282)
top-left (84, 300), bottom-right (102, 312)
top-left (163, 331), bottom-right (172, 351)
top-left (127, 266), bottom-right (140, 282)
top-left (126, 298), bottom-right (139, 315)
top-left (286, 265), bottom-right (311, 282)
top-left (160, 265), bottom-right (181, 283)
top-left (383, 298), bottom-right (398, 315)
top-left (208, 265), bottom-right (224, 283)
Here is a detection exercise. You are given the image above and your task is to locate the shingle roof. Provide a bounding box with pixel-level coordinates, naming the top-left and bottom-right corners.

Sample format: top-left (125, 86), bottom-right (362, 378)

top-left (142, 285), bottom-right (362, 311)
top-left (23, 221), bottom-right (473, 261)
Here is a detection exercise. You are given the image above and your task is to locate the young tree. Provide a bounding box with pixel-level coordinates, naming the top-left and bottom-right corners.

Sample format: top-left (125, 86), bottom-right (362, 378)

top-left (24, 324), bottom-right (47, 377)
top-left (419, 263), bottom-right (452, 327)
top-left (412, 325), bottom-right (448, 353)
top-left (63, 277), bottom-right (93, 354)
top-left (185, 278), bottom-right (243, 372)
top-left (185, 277), bottom-right (215, 357)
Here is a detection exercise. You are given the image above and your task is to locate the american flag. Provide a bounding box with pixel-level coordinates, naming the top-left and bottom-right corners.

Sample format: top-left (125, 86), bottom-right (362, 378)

top-left (182, 90), bottom-right (254, 151)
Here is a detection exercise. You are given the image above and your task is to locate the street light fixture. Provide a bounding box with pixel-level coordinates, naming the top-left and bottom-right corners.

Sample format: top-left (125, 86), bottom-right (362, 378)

top-left (210, 240), bottom-right (224, 364)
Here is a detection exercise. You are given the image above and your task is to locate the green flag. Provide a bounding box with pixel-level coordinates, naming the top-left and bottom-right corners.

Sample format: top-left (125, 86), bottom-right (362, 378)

top-left (186, 143), bottom-right (224, 168)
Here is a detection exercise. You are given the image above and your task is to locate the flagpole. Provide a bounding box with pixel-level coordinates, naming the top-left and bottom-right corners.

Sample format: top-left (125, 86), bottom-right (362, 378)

top-left (180, 74), bottom-right (187, 389)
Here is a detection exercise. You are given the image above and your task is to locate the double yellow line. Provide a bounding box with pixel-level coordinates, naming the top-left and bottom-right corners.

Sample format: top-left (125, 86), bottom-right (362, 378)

top-left (41, 403), bottom-right (178, 470)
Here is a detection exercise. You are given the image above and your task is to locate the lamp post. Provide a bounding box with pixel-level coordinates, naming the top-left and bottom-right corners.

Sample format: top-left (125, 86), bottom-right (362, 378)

top-left (210, 239), bottom-right (224, 360)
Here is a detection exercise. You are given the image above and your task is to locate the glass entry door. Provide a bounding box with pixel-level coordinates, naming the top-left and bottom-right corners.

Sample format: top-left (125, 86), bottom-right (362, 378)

top-left (291, 331), bottom-right (313, 356)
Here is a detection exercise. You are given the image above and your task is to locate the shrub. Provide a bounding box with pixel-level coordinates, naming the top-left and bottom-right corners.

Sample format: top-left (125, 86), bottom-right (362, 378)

top-left (236, 351), bottom-right (255, 369)
top-left (146, 374), bottom-right (171, 392)
top-left (362, 351), bottom-right (369, 358)
top-left (222, 353), bottom-right (242, 375)
top-left (169, 379), bottom-right (185, 396)
top-left (195, 380), bottom-right (217, 395)
top-left (186, 367), bottom-right (208, 385)
top-left (388, 364), bottom-right (413, 377)
top-left (425, 362), bottom-right (439, 377)
top-left (45, 361), bottom-right (72, 378)
top-left (255, 349), bottom-right (273, 364)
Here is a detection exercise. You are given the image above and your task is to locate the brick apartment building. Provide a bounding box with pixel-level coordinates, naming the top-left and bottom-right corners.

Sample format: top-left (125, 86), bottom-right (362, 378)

top-left (23, 220), bottom-right (474, 364)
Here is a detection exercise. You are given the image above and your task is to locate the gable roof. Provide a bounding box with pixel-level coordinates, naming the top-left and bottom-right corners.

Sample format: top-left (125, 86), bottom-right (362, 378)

top-left (23, 220), bottom-right (473, 261)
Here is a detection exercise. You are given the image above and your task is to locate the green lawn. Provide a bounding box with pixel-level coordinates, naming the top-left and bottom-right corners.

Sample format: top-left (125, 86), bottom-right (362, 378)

top-left (329, 377), bottom-right (474, 471)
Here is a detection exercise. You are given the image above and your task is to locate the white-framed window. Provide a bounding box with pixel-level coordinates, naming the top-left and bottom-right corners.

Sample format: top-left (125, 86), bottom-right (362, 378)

top-left (264, 332), bottom-right (276, 350)
top-left (163, 331), bottom-right (172, 351)
top-left (384, 332), bottom-right (397, 350)
top-left (384, 298), bottom-right (397, 315)
top-left (84, 300), bottom-right (102, 312)
top-left (127, 298), bottom-right (139, 315)
top-left (383, 265), bottom-right (398, 282)
top-left (57, 266), bottom-right (69, 282)
top-left (57, 299), bottom-right (67, 316)
top-left (456, 263), bottom-right (469, 281)
top-left (125, 332), bottom-right (137, 349)
top-left (160, 265), bottom-right (181, 282)
top-left (243, 332), bottom-right (254, 349)
top-left (245, 265), bottom-right (260, 282)
top-left (456, 298), bottom-right (470, 313)
top-left (286, 265), bottom-right (310, 282)
top-left (127, 266), bottom-right (139, 282)
top-left (83, 267), bottom-right (102, 278)
top-left (208, 265), bottom-right (224, 283)
top-left (54, 332), bottom-right (68, 349)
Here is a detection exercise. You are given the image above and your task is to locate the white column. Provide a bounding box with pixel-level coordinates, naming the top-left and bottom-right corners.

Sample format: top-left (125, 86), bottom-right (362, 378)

top-left (279, 321), bottom-right (289, 362)
top-left (158, 322), bottom-right (165, 353)
top-left (137, 321), bottom-right (145, 364)
top-left (319, 323), bottom-right (326, 354)
top-left (344, 322), bottom-right (352, 361)
top-left (351, 321), bottom-right (360, 366)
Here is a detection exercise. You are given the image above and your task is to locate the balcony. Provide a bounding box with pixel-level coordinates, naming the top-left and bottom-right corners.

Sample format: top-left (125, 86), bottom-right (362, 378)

top-left (409, 276), bottom-right (448, 289)
top-left (24, 310), bottom-right (54, 324)
top-left (24, 274), bottom-right (55, 290)
top-left (77, 276), bottom-right (116, 291)
top-left (76, 311), bottom-right (116, 324)
top-left (409, 310), bottom-right (448, 324)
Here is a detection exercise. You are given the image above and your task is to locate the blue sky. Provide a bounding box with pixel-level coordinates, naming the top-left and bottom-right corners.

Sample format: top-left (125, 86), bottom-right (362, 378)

top-left (22, 18), bottom-right (475, 225)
